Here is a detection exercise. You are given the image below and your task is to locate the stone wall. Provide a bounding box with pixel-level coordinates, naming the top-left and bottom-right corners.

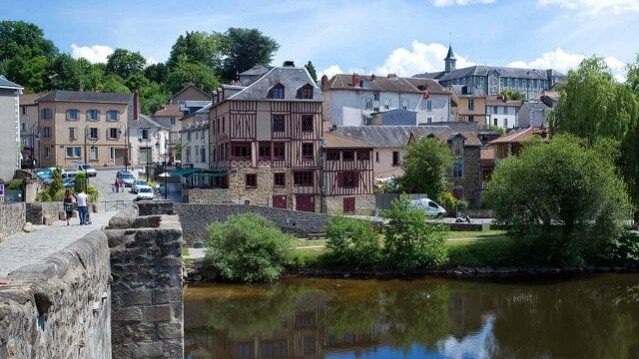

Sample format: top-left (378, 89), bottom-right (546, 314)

top-left (106, 207), bottom-right (184, 359)
top-left (186, 188), bottom-right (230, 204)
top-left (325, 194), bottom-right (376, 216)
top-left (0, 203), bottom-right (25, 241)
top-left (0, 230), bottom-right (111, 358)
top-left (25, 202), bottom-right (63, 225)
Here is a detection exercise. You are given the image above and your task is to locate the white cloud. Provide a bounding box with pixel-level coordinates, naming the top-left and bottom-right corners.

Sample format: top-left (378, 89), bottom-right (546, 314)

top-left (374, 41), bottom-right (475, 77)
top-left (433, 0), bottom-right (495, 6)
top-left (70, 44), bottom-right (114, 63)
top-left (537, 0), bottom-right (639, 16)
top-left (319, 65), bottom-right (344, 79)
top-left (145, 57), bottom-right (158, 66)
top-left (507, 48), bottom-right (627, 81)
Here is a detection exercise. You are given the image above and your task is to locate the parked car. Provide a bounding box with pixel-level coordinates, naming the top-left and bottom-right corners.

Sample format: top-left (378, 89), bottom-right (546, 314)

top-left (131, 180), bottom-right (148, 194)
top-left (410, 198), bottom-right (447, 218)
top-left (36, 167), bottom-right (57, 181)
top-left (117, 171), bottom-right (135, 187)
top-left (135, 185), bottom-right (155, 200)
top-left (63, 177), bottom-right (75, 188)
top-left (74, 162), bottom-right (97, 177)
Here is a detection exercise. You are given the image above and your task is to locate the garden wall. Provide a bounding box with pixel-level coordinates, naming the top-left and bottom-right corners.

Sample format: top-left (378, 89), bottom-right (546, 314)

top-left (0, 203), bottom-right (25, 241)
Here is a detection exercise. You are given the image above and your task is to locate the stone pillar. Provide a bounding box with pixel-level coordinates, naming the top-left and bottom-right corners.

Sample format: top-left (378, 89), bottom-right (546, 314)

top-left (107, 213), bottom-right (183, 359)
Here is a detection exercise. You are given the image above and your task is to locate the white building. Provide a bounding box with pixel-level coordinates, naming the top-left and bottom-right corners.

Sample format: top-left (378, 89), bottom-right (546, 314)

top-left (128, 114), bottom-right (169, 167)
top-left (485, 96), bottom-right (522, 130)
top-left (517, 102), bottom-right (549, 128)
top-left (179, 104), bottom-right (210, 170)
top-left (321, 74), bottom-right (450, 127)
top-left (0, 76), bottom-right (22, 181)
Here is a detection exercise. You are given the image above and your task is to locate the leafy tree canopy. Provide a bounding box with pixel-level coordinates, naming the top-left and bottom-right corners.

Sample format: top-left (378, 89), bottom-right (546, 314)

top-left (105, 48), bottom-right (146, 79)
top-left (166, 56), bottom-right (219, 93)
top-left (219, 28), bottom-right (279, 81)
top-left (398, 137), bottom-right (453, 202)
top-left (167, 31), bottom-right (224, 69)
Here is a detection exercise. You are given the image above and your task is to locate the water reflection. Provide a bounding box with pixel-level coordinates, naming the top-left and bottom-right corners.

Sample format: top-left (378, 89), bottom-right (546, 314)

top-left (184, 275), bottom-right (639, 359)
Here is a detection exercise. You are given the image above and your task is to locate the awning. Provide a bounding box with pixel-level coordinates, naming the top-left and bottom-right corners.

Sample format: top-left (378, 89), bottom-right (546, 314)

top-left (169, 168), bottom-right (201, 177)
top-left (191, 172), bottom-right (227, 178)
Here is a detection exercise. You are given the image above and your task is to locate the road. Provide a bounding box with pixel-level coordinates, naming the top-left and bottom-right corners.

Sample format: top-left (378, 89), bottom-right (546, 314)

top-left (91, 167), bottom-right (183, 204)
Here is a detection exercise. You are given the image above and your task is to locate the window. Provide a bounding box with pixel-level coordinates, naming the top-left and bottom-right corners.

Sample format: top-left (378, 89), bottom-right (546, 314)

top-left (273, 142), bottom-right (285, 160)
top-left (365, 98), bottom-right (373, 110)
top-left (140, 129), bottom-right (149, 140)
top-left (90, 146), bottom-right (98, 161)
top-left (170, 118), bottom-right (176, 125)
top-left (274, 173), bottom-right (285, 187)
top-left (426, 100), bottom-right (432, 111)
top-left (342, 151), bottom-right (354, 161)
top-left (340, 171), bottom-right (358, 188)
top-left (272, 115), bottom-right (285, 132)
top-left (468, 99), bottom-right (475, 111)
top-left (493, 106), bottom-right (498, 113)
top-left (69, 127), bottom-right (77, 140)
top-left (301, 115), bottom-right (313, 132)
top-left (383, 98), bottom-right (390, 110)
top-left (268, 83), bottom-right (285, 99)
top-left (301, 143), bottom-right (313, 159)
top-left (66, 146), bottom-right (81, 158)
top-left (21, 122), bottom-right (26, 131)
top-left (87, 109), bottom-right (99, 121)
top-left (453, 160), bottom-right (464, 178)
top-left (392, 151), bottom-right (400, 166)
top-left (401, 99), bottom-right (408, 110)
top-left (185, 147), bottom-right (191, 162)
top-left (503, 107), bottom-right (508, 115)
top-left (258, 142), bottom-right (271, 160)
top-left (88, 127), bottom-right (99, 140)
top-left (427, 117), bottom-right (433, 124)
top-left (274, 340), bottom-right (287, 357)
top-left (66, 109), bottom-right (79, 120)
top-left (108, 128), bottom-right (119, 140)
top-left (107, 110), bottom-right (119, 121)
top-left (357, 150), bottom-right (370, 161)
top-left (375, 151), bottom-right (379, 163)
top-left (231, 143), bottom-right (251, 159)
top-left (294, 171), bottom-right (313, 186)
top-left (296, 84), bottom-right (314, 99)
top-left (187, 131), bottom-right (191, 141)
top-left (21, 106), bottom-right (26, 115)
top-left (327, 150), bottom-right (340, 161)
top-left (504, 118), bottom-right (508, 128)
top-left (373, 92), bottom-right (380, 101)
top-left (245, 174), bottom-right (257, 188)
top-left (43, 127), bottom-right (51, 138)
top-left (44, 146), bottom-right (51, 158)
top-left (493, 118), bottom-right (498, 126)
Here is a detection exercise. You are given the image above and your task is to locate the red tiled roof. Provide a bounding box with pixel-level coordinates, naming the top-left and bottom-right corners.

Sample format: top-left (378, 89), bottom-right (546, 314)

top-left (153, 105), bottom-right (182, 117)
top-left (324, 132), bottom-right (372, 149)
top-left (488, 128), bottom-right (543, 145)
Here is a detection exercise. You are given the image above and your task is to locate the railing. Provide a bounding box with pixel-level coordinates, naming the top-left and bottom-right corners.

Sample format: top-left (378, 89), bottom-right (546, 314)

top-left (103, 200), bottom-right (129, 212)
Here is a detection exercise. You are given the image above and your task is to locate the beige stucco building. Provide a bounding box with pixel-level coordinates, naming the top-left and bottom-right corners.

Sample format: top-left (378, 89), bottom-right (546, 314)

top-left (37, 90), bottom-right (134, 168)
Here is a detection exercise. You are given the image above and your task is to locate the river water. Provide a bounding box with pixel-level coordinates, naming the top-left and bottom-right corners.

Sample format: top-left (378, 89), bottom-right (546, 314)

top-left (184, 274), bottom-right (639, 358)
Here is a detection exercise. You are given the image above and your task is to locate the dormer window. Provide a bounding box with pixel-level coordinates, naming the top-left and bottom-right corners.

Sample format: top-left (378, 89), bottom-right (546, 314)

top-left (268, 83), bottom-right (285, 99)
top-left (296, 84), bottom-right (314, 99)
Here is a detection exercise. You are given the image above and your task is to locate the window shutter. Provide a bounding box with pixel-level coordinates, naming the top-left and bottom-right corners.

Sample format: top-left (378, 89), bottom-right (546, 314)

top-left (337, 172), bottom-right (344, 187)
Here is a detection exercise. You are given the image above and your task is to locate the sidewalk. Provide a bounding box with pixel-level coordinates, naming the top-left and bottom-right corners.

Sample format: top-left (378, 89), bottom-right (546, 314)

top-left (0, 211), bottom-right (117, 277)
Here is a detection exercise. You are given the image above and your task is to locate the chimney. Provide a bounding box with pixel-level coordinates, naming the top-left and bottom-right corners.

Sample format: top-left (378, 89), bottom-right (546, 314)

top-left (371, 73), bottom-right (376, 81)
top-left (321, 75), bottom-right (329, 91)
top-left (387, 73), bottom-right (397, 79)
top-left (133, 92), bottom-right (140, 121)
top-left (282, 60), bottom-right (295, 67)
top-left (352, 73), bottom-right (361, 88)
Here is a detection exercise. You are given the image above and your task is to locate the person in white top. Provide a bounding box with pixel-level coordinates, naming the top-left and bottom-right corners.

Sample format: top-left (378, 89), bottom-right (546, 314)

top-left (76, 190), bottom-right (89, 225)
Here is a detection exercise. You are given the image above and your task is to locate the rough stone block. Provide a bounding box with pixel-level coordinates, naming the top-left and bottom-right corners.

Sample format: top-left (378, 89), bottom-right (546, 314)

top-left (156, 323), bottom-right (182, 340)
top-left (141, 305), bottom-right (172, 322)
top-left (43, 214), bottom-right (52, 226)
top-left (153, 289), bottom-right (182, 305)
top-left (112, 307), bottom-right (142, 322)
top-left (22, 222), bottom-right (32, 233)
top-left (58, 210), bottom-right (66, 221)
top-left (118, 290), bottom-right (153, 306)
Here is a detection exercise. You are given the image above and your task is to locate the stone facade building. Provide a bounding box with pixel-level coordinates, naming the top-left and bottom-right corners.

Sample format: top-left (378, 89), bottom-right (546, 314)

top-left (37, 90), bottom-right (134, 168)
top-left (208, 63), bottom-right (323, 212)
top-left (0, 76), bottom-right (22, 181)
top-left (128, 114), bottom-right (169, 167)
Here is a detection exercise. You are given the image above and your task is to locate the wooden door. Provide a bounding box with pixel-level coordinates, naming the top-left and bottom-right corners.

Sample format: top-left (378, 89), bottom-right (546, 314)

top-left (343, 197), bottom-right (356, 214)
top-left (295, 195), bottom-right (315, 212)
top-left (272, 195), bottom-right (287, 209)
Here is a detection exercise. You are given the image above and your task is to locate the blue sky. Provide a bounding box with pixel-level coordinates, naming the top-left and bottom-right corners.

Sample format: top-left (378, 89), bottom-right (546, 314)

top-left (3, 0), bottom-right (639, 80)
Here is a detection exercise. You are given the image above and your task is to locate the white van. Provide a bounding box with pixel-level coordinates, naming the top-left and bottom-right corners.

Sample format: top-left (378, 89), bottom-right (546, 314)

top-left (410, 198), bottom-right (447, 218)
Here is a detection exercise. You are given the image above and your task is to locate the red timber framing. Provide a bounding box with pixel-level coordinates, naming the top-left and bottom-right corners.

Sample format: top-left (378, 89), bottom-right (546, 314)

top-left (323, 148), bottom-right (374, 197)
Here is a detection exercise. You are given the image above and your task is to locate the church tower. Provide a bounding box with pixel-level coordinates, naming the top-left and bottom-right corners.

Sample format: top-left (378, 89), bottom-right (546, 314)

top-left (444, 45), bottom-right (457, 73)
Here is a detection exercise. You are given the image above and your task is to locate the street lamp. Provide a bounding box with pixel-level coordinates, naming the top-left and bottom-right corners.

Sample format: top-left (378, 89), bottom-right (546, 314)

top-left (30, 123), bottom-right (39, 169)
top-left (84, 125), bottom-right (96, 186)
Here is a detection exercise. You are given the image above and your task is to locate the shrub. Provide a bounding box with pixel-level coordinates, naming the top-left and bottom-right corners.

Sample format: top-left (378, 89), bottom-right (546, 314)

top-left (456, 200), bottom-right (469, 212)
top-left (382, 194), bottom-right (448, 274)
top-left (39, 168), bottom-right (65, 202)
top-left (205, 213), bottom-right (295, 283)
top-left (397, 137), bottom-right (452, 202)
top-left (324, 215), bottom-right (382, 267)
top-left (86, 185), bottom-right (100, 203)
top-left (440, 191), bottom-right (457, 214)
top-left (7, 179), bottom-right (23, 190)
top-left (74, 172), bottom-right (87, 192)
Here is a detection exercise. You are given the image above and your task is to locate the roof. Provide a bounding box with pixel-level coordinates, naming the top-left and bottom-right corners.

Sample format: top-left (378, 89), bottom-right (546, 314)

top-left (324, 132), bottom-right (372, 149)
top-left (403, 78), bottom-right (448, 95)
top-left (521, 101), bottom-right (549, 111)
top-left (169, 168), bottom-right (201, 177)
top-left (239, 64), bottom-right (271, 76)
top-left (227, 66), bottom-right (322, 101)
top-left (20, 92), bottom-right (46, 105)
top-left (414, 65), bottom-right (564, 82)
top-left (488, 127), bottom-right (540, 145)
top-left (169, 84), bottom-right (211, 101)
top-left (37, 90), bottom-right (132, 104)
top-left (153, 104), bottom-right (182, 118)
top-left (410, 130), bottom-right (482, 147)
top-left (333, 124), bottom-right (480, 148)
top-left (445, 45), bottom-right (456, 60)
top-left (327, 74), bottom-right (422, 94)
top-left (128, 114), bottom-right (170, 131)
top-left (0, 75), bottom-right (22, 90)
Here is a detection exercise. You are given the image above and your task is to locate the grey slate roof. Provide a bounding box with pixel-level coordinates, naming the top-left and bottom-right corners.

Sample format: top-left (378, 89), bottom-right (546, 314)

top-left (333, 123), bottom-right (479, 148)
top-left (0, 75), bottom-right (22, 90)
top-left (520, 102), bottom-right (549, 111)
top-left (328, 74), bottom-right (422, 94)
top-left (228, 66), bottom-right (322, 101)
top-left (414, 65), bottom-right (565, 81)
top-left (239, 64), bottom-right (271, 76)
top-left (38, 90), bottom-right (132, 104)
top-left (445, 45), bottom-right (456, 60)
top-left (129, 114), bottom-right (170, 131)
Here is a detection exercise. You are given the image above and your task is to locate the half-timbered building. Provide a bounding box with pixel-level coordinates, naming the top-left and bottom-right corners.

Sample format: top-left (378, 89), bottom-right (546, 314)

top-left (208, 63), bottom-right (323, 212)
top-left (322, 132), bottom-right (375, 215)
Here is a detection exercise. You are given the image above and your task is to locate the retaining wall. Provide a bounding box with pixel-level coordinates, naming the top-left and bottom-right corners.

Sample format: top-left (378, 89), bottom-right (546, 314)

top-left (0, 203), bottom-right (25, 241)
top-left (0, 230), bottom-right (111, 358)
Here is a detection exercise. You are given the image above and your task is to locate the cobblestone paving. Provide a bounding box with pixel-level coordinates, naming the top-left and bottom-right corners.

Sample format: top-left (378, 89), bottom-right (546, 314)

top-left (0, 211), bottom-right (117, 277)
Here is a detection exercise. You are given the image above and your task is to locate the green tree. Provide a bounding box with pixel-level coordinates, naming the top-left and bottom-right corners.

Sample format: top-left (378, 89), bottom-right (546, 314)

top-left (5, 55), bottom-right (48, 92)
top-left (485, 134), bottom-right (631, 265)
top-left (549, 57), bottom-right (639, 224)
top-left (219, 28), bottom-right (279, 81)
top-left (382, 194), bottom-right (448, 274)
top-left (45, 54), bottom-right (81, 90)
top-left (166, 57), bottom-right (219, 93)
top-left (324, 215), bottom-right (382, 267)
top-left (0, 20), bottom-right (57, 65)
top-left (40, 168), bottom-right (65, 201)
top-left (398, 137), bottom-right (452, 201)
top-left (105, 48), bottom-right (146, 79)
top-left (167, 31), bottom-right (224, 69)
top-left (500, 89), bottom-right (525, 101)
top-left (205, 213), bottom-right (295, 283)
top-left (76, 59), bottom-right (105, 91)
top-left (98, 74), bottom-right (129, 93)
top-left (144, 62), bottom-right (169, 83)
top-left (305, 61), bottom-right (317, 82)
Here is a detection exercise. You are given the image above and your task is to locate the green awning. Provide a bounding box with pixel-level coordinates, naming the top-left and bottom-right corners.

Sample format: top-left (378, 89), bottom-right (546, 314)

top-left (191, 172), bottom-right (227, 178)
top-left (169, 168), bottom-right (201, 177)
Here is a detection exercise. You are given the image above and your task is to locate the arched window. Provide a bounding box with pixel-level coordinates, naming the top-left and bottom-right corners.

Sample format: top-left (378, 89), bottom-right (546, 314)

top-left (296, 84), bottom-right (314, 99)
top-left (268, 83), bottom-right (285, 99)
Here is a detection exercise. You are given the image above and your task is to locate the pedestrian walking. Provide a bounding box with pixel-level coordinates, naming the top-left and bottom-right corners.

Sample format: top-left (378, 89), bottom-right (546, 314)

top-left (114, 179), bottom-right (120, 193)
top-left (76, 189), bottom-right (89, 225)
top-left (63, 190), bottom-right (76, 226)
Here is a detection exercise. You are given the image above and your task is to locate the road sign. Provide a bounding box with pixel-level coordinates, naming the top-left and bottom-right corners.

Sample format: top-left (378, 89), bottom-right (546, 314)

top-left (0, 183), bottom-right (4, 198)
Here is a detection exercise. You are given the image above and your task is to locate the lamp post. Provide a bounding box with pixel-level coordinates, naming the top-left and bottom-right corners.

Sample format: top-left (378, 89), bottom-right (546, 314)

top-left (116, 123), bottom-right (128, 171)
top-left (84, 125), bottom-right (93, 186)
top-left (30, 123), bottom-right (39, 169)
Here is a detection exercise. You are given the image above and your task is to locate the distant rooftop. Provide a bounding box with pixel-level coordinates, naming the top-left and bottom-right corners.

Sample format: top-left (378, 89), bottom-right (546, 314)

top-left (38, 90), bottom-right (132, 104)
top-left (0, 75), bottom-right (22, 90)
